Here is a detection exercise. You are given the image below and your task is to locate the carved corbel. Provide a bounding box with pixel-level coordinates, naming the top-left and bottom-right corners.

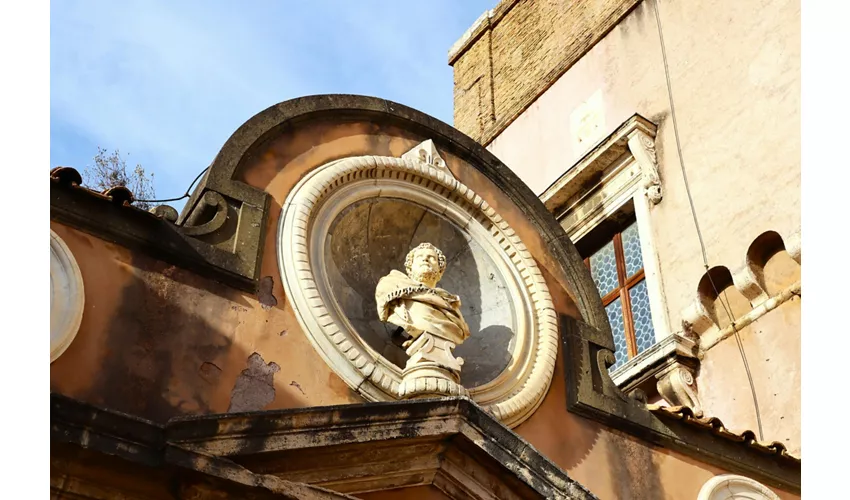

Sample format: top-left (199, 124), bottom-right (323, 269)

top-left (149, 205), bottom-right (178, 223)
top-left (627, 131), bottom-right (662, 205)
top-left (656, 365), bottom-right (703, 416)
top-left (731, 262), bottom-right (769, 307)
top-left (175, 187), bottom-right (267, 289)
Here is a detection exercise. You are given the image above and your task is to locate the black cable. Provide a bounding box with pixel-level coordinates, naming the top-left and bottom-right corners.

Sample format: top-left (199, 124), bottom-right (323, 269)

top-left (652, 0), bottom-right (763, 440)
top-left (135, 165), bottom-right (210, 204)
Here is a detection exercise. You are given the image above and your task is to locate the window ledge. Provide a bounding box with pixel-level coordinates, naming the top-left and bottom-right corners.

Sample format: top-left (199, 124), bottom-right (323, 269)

top-left (610, 334), bottom-right (702, 412)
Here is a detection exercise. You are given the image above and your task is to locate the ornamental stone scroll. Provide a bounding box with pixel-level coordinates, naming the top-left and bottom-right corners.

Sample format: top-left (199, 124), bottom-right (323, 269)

top-left (276, 141), bottom-right (560, 427)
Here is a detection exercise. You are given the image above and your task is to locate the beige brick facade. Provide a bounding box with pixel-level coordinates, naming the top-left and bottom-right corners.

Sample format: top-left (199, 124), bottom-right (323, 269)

top-left (450, 0), bottom-right (641, 144)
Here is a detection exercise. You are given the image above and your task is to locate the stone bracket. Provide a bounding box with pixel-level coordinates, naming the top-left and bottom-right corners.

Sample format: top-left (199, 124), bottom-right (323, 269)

top-left (786, 229), bottom-right (801, 264)
top-left (731, 263), bottom-right (770, 307)
top-left (656, 365), bottom-right (702, 416)
top-left (681, 299), bottom-right (718, 338)
top-left (609, 334), bottom-right (701, 413)
top-left (50, 173), bottom-right (269, 293)
top-left (626, 129), bottom-right (662, 205)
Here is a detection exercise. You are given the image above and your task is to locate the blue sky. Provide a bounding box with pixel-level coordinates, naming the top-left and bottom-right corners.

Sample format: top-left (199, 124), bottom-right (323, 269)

top-left (51, 0), bottom-right (492, 210)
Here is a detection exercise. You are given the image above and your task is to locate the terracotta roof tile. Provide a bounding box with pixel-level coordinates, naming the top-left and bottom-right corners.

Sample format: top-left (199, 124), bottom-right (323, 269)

top-left (647, 404), bottom-right (800, 464)
top-left (50, 166), bottom-right (83, 186)
top-left (102, 185), bottom-right (135, 206)
top-left (50, 166), bottom-right (164, 217)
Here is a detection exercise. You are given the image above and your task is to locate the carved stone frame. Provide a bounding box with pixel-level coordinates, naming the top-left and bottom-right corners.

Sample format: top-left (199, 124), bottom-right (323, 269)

top-left (277, 151), bottom-right (559, 428)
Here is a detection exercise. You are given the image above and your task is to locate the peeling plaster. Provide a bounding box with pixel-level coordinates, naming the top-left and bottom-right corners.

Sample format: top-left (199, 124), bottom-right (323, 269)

top-left (258, 276), bottom-right (278, 310)
top-left (227, 353), bottom-right (280, 413)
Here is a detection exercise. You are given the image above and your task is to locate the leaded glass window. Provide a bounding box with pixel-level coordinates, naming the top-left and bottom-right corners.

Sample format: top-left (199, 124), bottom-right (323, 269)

top-left (585, 220), bottom-right (655, 372)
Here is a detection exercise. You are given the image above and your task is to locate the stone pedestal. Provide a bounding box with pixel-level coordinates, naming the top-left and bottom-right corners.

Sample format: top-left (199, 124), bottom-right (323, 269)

top-left (398, 333), bottom-right (468, 398)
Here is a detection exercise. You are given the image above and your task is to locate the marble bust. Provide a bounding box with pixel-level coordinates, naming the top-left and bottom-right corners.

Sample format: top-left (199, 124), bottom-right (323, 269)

top-left (376, 243), bottom-right (470, 395)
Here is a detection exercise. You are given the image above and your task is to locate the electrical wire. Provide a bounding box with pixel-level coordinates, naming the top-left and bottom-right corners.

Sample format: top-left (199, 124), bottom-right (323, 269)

top-left (652, 0), bottom-right (763, 440)
top-left (135, 165), bottom-right (210, 204)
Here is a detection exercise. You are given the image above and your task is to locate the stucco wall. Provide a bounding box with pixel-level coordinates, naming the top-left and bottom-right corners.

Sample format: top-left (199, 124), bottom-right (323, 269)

top-left (49, 221), bottom-right (362, 423)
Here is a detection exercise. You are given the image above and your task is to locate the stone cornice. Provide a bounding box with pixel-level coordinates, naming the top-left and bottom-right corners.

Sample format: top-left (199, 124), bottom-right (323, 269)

top-left (540, 114), bottom-right (658, 223)
top-left (447, 0), bottom-right (520, 65)
top-left (51, 393), bottom-right (596, 499)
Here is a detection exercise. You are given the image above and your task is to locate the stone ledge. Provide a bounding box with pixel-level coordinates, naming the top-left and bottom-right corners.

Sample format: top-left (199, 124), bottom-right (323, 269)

top-left (51, 393), bottom-right (597, 499)
top-left (610, 334), bottom-right (698, 391)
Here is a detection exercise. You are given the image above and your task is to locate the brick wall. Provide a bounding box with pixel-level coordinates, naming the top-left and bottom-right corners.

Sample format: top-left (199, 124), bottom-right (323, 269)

top-left (450, 0), bottom-right (641, 145)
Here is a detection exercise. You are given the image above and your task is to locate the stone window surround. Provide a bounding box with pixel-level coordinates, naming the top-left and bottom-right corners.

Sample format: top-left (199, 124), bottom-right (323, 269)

top-left (539, 114), bottom-right (694, 400)
top-left (541, 114), bottom-right (667, 339)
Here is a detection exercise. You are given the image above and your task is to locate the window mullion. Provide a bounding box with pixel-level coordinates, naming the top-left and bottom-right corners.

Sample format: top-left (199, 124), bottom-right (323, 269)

top-left (624, 269), bottom-right (646, 289)
top-left (614, 233), bottom-right (637, 358)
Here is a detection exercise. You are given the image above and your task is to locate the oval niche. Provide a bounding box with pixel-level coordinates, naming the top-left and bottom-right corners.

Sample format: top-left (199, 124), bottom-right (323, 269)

top-left (325, 197), bottom-right (516, 388)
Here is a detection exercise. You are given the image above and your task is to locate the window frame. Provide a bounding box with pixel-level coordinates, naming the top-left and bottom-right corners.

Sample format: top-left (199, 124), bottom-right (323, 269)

top-left (582, 220), bottom-right (648, 361)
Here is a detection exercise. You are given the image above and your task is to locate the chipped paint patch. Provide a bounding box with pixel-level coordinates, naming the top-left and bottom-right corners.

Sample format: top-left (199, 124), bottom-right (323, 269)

top-left (258, 276), bottom-right (278, 310)
top-left (227, 353), bottom-right (280, 412)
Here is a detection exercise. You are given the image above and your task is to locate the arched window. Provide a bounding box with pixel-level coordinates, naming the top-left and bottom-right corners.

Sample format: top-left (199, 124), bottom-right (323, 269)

top-left (697, 475), bottom-right (780, 500)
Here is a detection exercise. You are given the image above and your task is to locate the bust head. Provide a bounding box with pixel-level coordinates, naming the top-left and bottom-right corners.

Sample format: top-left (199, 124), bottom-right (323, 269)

top-left (404, 243), bottom-right (447, 287)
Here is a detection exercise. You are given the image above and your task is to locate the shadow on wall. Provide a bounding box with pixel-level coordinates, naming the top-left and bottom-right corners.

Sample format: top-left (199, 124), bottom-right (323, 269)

top-left (697, 266), bottom-right (751, 329)
top-left (327, 197), bottom-right (516, 389)
top-left (604, 431), bottom-right (665, 500)
top-left (71, 253), bottom-right (306, 423)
